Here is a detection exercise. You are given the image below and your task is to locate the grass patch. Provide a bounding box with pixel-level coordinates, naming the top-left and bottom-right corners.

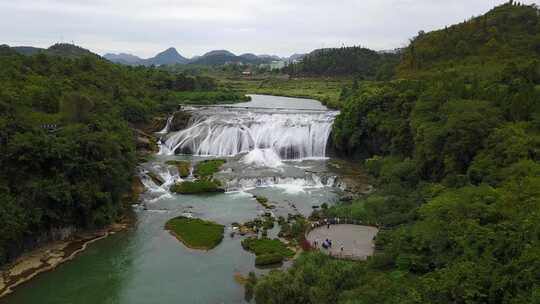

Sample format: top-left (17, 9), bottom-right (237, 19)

top-left (194, 159), bottom-right (226, 179)
top-left (241, 237), bottom-right (295, 266)
top-left (166, 160), bottom-right (191, 177)
top-left (165, 216), bottom-right (224, 250)
top-left (170, 180), bottom-right (223, 194)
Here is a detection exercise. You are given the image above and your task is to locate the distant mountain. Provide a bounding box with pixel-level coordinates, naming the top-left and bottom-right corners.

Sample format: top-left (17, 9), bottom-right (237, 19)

top-left (104, 48), bottom-right (289, 66)
top-left (103, 53), bottom-right (143, 65)
top-left (288, 53), bottom-right (306, 62)
top-left (189, 50), bottom-right (276, 65)
top-left (258, 54), bottom-right (282, 61)
top-left (239, 53), bottom-right (259, 61)
top-left (9, 43), bottom-right (98, 58)
top-left (142, 47), bottom-right (188, 66)
top-left (104, 47), bottom-right (188, 66)
top-left (190, 50), bottom-right (243, 65)
top-left (201, 50), bottom-right (236, 57)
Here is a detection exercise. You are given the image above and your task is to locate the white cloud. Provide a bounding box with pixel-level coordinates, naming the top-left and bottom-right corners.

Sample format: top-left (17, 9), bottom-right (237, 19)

top-left (0, 0), bottom-right (534, 58)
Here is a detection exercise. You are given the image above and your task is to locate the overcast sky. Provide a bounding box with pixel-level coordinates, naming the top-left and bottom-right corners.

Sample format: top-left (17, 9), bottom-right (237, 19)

top-left (0, 0), bottom-right (537, 58)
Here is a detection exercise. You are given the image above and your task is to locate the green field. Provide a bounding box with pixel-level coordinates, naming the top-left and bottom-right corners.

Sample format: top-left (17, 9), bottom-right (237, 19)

top-left (219, 76), bottom-right (350, 109)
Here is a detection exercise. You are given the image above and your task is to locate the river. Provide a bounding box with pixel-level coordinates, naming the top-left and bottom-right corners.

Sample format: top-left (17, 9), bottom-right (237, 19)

top-left (1, 95), bottom-right (345, 304)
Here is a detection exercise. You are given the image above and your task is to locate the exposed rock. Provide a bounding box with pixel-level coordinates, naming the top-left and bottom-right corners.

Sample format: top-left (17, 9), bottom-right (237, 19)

top-left (134, 129), bottom-right (158, 153)
top-left (170, 111), bottom-right (192, 132)
top-left (147, 171), bottom-right (164, 186)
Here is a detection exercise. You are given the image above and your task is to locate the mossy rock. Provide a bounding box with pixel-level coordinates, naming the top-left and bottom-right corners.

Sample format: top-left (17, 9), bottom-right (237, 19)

top-left (165, 216), bottom-right (224, 250)
top-left (166, 160), bottom-right (191, 178)
top-left (170, 180), bottom-right (224, 194)
top-left (170, 111), bottom-right (192, 132)
top-left (147, 171), bottom-right (164, 186)
top-left (194, 159), bottom-right (226, 178)
top-left (255, 196), bottom-right (274, 209)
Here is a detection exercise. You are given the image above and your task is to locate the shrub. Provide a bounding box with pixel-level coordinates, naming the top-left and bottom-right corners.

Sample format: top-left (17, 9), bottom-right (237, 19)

top-left (255, 253), bottom-right (284, 266)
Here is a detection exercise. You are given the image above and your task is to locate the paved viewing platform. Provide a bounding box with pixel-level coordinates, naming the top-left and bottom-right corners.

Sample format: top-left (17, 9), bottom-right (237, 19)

top-left (306, 224), bottom-right (379, 260)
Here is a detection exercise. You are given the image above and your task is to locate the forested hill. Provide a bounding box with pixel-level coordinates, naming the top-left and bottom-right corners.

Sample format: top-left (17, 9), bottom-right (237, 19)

top-left (8, 43), bottom-right (99, 59)
top-left (0, 46), bottom-right (230, 264)
top-left (283, 46), bottom-right (400, 80)
top-left (252, 3), bottom-right (540, 303)
top-left (398, 1), bottom-right (540, 78)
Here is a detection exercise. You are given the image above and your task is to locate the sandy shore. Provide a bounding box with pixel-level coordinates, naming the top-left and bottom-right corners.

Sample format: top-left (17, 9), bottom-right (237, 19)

top-left (0, 222), bottom-right (129, 298)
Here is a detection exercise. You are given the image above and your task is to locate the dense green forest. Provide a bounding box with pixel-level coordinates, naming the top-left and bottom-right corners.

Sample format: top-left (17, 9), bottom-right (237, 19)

top-left (283, 46), bottom-right (400, 80)
top-left (0, 45), bottom-right (240, 264)
top-left (252, 2), bottom-right (540, 303)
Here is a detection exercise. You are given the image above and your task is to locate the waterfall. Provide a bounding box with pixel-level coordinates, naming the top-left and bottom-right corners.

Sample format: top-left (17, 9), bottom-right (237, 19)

top-left (161, 107), bottom-right (338, 162)
top-left (156, 115), bottom-right (173, 135)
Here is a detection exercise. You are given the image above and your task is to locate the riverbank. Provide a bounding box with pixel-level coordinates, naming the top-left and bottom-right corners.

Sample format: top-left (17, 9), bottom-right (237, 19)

top-left (0, 221), bottom-right (130, 298)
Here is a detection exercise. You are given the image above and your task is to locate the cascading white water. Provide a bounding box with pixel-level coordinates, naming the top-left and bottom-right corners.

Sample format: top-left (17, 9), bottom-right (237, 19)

top-left (223, 173), bottom-right (344, 192)
top-left (241, 148), bottom-right (283, 168)
top-left (160, 108), bottom-right (338, 162)
top-left (156, 115), bottom-right (173, 135)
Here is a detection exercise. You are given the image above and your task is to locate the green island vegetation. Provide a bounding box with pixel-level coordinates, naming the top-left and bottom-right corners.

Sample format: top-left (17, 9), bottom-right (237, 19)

top-left (232, 215), bottom-right (276, 239)
top-left (165, 160), bottom-right (191, 177)
top-left (249, 3), bottom-right (540, 303)
top-left (0, 43), bottom-right (243, 265)
top-left (254, 196), bottom-right (274, 209)
top-left (169, 159), bottom-right (226, 194)
top-left (241, 237), bottom-right (295, 266)
top-left (165, 216), bottom-right (224, 250)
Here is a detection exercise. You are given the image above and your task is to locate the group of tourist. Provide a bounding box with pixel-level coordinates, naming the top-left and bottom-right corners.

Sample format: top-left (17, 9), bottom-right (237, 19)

top-left (310, 218), bottom-right (347, 256)
top-left (310, 217), bottom-right (342, 230)
top-left (312, 238), bottom-right (332, 249)
top-left (312, 238), bottom-right (345, 254)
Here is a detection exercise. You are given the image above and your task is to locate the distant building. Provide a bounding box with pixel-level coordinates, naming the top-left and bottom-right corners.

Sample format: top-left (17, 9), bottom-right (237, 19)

top-left (242, 71), bottom-right (252, 76)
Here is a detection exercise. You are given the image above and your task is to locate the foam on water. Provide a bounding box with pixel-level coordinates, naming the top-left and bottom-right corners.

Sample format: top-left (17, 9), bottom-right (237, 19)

top-left (240, 148), bottom-right (283, 168)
